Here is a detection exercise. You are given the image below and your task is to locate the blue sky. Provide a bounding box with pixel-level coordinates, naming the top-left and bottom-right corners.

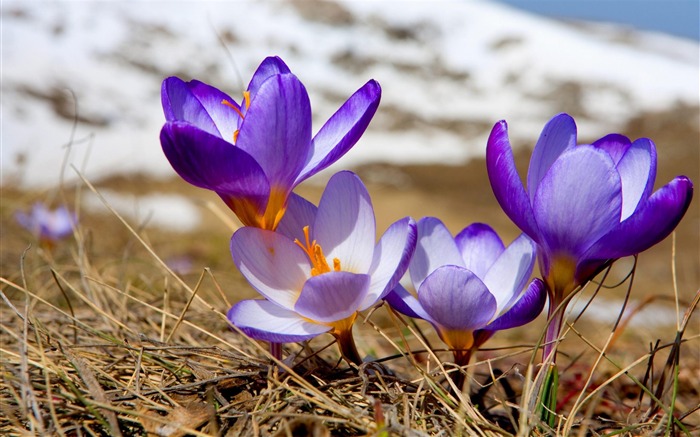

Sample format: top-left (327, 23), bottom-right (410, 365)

top-left (494, 0), bottom-right (699, 40)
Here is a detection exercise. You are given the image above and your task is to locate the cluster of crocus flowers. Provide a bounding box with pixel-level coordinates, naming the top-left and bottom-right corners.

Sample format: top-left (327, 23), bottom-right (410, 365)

top-left (486, 113), bottom-right (694, 360)
top-left (386, 218), bottom-right (545, 371)
top-left (160, 56), bottom-right (381, 230)
top-left (15, 203), bottom-right (76, 247)
top-left (227, 171), bottom-right (416, 364)
top-left (160, 56), bottom-right (694, 379)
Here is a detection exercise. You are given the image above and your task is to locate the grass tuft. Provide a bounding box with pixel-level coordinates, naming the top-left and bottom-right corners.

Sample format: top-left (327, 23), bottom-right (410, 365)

top-left (1, 175), bottom-right (698, 436)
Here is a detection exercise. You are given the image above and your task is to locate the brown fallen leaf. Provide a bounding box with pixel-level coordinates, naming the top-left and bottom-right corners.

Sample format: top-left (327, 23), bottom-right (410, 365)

top-left (140, 400), bottom-right (215, 437)
top-left (273, 417), bottom-right (330, 437)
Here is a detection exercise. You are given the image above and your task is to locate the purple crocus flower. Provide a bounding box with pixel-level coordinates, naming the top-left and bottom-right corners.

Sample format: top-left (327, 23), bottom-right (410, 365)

top-left (15, 203), bottom-right (76, 245)
top-left (160, 56), bottom-right (381, 230)
top-left (486, 113), bottom-right (693, 359)
top-left (386, 218), bottom-right (545, 369)
top-left (227, 171), bottom-right (416, 365)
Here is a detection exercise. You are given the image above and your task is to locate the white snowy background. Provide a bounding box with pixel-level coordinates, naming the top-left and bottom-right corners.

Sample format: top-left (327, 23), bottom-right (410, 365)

top-left (3, 1), bottom-right (697, 327)
top-left (3, 0), bottom-right (698, 188)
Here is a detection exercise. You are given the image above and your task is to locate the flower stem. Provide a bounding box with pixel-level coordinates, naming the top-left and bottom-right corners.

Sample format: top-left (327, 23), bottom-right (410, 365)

top-left (543, 298), bottom-right (566, 363)
top-left (269, 342), bottom-right (282, 361)
top-left (334, 329), bottom-right (363, 366)
top-left (451, 349), bottom-right (473, 391)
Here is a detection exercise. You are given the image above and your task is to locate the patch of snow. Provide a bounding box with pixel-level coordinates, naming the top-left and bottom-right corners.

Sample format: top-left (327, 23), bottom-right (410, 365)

top-left (81, 190), bottom-right (201, 232)
top-left (569, 296), bottom-right (679, 328)
top-left (2, 0), bottom-right (697, 188)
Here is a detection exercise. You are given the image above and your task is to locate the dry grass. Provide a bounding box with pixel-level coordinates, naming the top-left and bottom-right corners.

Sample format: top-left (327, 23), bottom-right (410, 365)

top-left (1, 173), bottom-right (698, 436)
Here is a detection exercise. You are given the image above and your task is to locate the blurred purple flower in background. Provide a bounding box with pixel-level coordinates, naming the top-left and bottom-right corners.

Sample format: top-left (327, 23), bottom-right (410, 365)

top-left (160, 56), bottom-right (381, 230)
top-left (486, 113), bottom-right (693, 360)
top-left (227, 171), bottom-right (416, 364)
top-left (386, 218), bottom-right (545, 370)
top-left (15, 203), bottom-right (76, 245)
top-left (165, 255), bottom-right (194, 275)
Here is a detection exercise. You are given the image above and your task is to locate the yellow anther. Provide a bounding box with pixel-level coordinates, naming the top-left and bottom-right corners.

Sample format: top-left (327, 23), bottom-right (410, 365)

top-left (243, 91), bottom-right (251, 110)
top-left (294, 226), bottom-right (340, 277)
top-left (311, 245), bottom-right (331, 276)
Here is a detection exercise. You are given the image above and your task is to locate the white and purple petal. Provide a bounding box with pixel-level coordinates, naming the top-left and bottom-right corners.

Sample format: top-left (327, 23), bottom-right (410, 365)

top-left (485, 278), bottom-right (546, 331)
top-left (579, 176), bottom-right (693, 263)
top-left (418, 266), bottom-right (497, 331)
top-left (527, 113), bottom-right (577, 200)
top-left (228, 299), bottom-right (329, 343)
top-left (455, 223), bottom-right (505, 278)
top-left (615, 138), bottom-right (657, 220)
top-left (276, 193), bottom-right (318, 242)
top-left (162, 77), bottom-right (223, 138)
top-left (410, 217), bottom-right (464, 290)
top-left (482, 233), bottom-right (537, 315)
top-left (532, 146), bottom-right (622, 259)
top-left (236, 74), bottom-right (312, 188)
top-left (384, 284), bottom-right (436, 323)
top-left (314, 171), bottom-right (376, 273)
top-left (486, 121), bottom-right (540, 240)
top-left (230, 227), bottom-right (311, 309)
top-left (361, 217), bottom-right (417, 310)
top-left (296, 80), bottom-right (382, 184)
top-left (246, 56), bottom-right (292, 97)
top-left (592, 133), bottom-right (631, 165)
top-left (294, 272), bottom-right (370, 323)
top-left (183, 79), bottom-right (239, 142)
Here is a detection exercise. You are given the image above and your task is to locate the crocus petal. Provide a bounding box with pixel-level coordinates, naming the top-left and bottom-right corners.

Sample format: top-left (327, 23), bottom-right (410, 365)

top-left (14, 211), bottom-right (32, 231)
top-left (485, 278), bottom-right (546, 331)
top-left (236, 74), bottom-right (312, 188)
top-left (592, 133), bottom-right (631, 165)
top-left (16, 204), bottom-right (75, 240)
top-left (409, 217), bottom-right (464, 290)
top-left (527, 113), bottom-right (577, 200)
top-left (160, 122), bottom-right (269, 202)
top-left (418, 266), bottom-right (497, 331)
top-left (313, 171), bottom-right (376, 273)
top-left (296, 80), bottom-right (382, 184)
top-left (276, 193), bottom-right (318, 242)
top-left (294, 272), bottom-right (370, 323)
top-left (184, 79), bottom-right (239, 143)
top-left (455, 223), bottom-right (505, 278)
top-left (384, 284), bottom-right (436, 324)
top-left (486, 121), bottom-right (540, 240)
top-left (246, 56), bottom-right (292, 97)
top-left (361, 217), bottom-right (417, 310)
top-left (16, 204), bottom-right (44, 234)
top-left (533, 146), bottom-right (622, 259)
top-left (230, 227), bottom-right (311, 310)
top-left (615, 138), bottom-right (657, 220)
top-left (580, 176), bottom-right (693, 263)
top-left (45, 207), bottom-right (76, 238)
top-left (161, 77), bottom-right (221, 138)
top-left (482, 233), bottom-right (537, 315)
top-left (228, 299), bottom-right (329, 343)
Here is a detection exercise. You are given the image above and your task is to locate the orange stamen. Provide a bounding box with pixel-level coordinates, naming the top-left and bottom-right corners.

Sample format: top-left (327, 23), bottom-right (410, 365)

top-left (294, 226), bottom-right (342, 276)
top-left (222, 99), bottom-right (245, 119)
top-left (294, 226), bottom-right (314, 257)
